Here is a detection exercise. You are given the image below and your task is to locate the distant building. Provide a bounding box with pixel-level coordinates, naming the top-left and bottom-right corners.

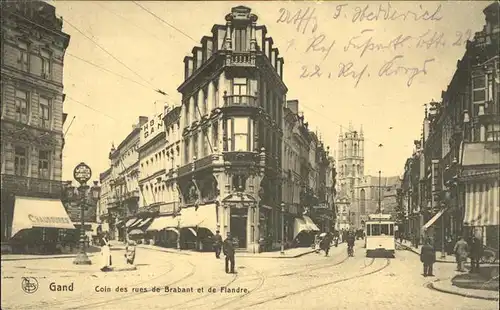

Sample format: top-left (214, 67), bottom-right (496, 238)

top-left (98, 117), bottom-right (146, 240)
top-left (0, 1), bottom-right (71, 253)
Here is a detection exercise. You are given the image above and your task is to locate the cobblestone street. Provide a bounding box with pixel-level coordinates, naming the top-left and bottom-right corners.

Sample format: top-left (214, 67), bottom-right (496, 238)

top-left (2, 244), bottom-right (498, 309)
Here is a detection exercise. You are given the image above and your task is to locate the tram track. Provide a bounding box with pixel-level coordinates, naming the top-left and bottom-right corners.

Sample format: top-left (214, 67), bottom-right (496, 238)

top-left (205, 264), bottom-right (267, 310)
top-left (232, 257), bottom-right (391, 309)
top-left (164, 272), bottom-right (240, 309)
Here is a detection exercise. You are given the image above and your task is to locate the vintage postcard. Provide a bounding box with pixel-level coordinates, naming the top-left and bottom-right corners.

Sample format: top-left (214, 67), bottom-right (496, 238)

top-left (1, 1), bottom-right (499, 309)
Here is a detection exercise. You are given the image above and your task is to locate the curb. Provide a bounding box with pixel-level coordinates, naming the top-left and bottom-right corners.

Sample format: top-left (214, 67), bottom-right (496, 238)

top-left (1, 253), bottom-right (97, 262)
top-left (397, 243), bottom-right (454, 263)
top-left (137, 245), bottom-right (192, 256)
top-left (428, 280), bottom-right (500, 301)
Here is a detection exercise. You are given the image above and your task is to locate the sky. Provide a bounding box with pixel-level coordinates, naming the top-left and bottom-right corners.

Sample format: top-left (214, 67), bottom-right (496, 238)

top-left (49, 0), bottom-right (491, 181)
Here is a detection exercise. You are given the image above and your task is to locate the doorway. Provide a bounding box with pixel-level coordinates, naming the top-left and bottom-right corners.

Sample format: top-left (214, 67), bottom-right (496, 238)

top-left (230, 207), bottom-right (247, 248)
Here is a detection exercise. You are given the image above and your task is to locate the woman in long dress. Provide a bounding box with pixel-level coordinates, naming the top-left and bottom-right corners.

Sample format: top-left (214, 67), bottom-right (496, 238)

top-left (100, 235), bottom-right (112, 271)
top-left (125, 240), bottom-right (136, 265)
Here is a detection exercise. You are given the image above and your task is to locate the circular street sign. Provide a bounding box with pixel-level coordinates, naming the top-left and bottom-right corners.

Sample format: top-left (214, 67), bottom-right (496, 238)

top-left (73, 162), bottom-right (92, 184)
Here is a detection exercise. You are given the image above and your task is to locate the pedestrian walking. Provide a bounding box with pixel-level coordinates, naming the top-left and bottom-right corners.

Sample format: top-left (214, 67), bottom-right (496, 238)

top-left (99, 235), bottom-right (112, 272)
top-left (125, 240), bottom-right (136, 265)
top-left (223, 232), bottom-right (235, 274)
top-left (420, 238), bottom-right (436, 277)
top-left (453, 236), bottom-right (468, 272)
top-left (213, 230), bottom-right (223, 259)
top-left (469, 235), bottom-right (483, 273)
top-left (320, 232), bottom-right (333, 256)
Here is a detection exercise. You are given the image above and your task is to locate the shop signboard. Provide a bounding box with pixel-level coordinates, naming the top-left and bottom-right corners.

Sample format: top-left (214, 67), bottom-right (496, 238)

top-left (140, 112), bottom-right (164, 147)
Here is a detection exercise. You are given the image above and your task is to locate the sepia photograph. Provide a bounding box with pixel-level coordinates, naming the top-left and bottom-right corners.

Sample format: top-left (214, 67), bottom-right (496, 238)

top-left (0, 0), bottom-right (499, 309)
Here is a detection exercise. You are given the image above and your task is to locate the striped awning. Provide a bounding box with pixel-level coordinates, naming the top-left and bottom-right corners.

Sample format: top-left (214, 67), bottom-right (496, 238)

top-left (464, 179), bottom-right (499, 226)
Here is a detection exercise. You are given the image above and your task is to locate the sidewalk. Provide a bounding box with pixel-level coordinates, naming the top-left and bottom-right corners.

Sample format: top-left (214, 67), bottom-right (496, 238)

top-left (398, 241), bottom-right (500, 301)
top-left (1, 244), bottom-right (117, 262)
top-left (430, 277), bottom-right (499, 301)
top-left (397, 240), bottom-right (456, 263)
top-left (136, 243), bottom-right (318, 258)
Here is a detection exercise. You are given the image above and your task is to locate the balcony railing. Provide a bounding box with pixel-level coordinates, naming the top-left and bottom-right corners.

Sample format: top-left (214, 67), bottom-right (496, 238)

top-left (0, 174), bottom-right (62, 198)
top-left (223, 94), bottom-right (259, 108)
top-left (160, 202), bottom-right (179, 214)
top-left (194, 154), bottom-right (215, 170)
top-left (230, 52), bottom-right (254, 66)
top-left (178, 163), bottom-right (193, 176)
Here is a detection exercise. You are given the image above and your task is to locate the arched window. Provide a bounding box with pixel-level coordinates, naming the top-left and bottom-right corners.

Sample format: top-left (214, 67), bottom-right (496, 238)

top-left (354, 143), bottom-right (358, 156)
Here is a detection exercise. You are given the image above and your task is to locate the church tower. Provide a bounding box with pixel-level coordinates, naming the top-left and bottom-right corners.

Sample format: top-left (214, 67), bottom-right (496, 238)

top-left (336, 122), bottom-right (364, 228)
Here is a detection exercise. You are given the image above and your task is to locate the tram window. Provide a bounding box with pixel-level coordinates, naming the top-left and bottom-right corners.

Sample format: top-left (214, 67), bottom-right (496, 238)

top-left (366, 224), bottom-right (371, 236)
top-left (389, 224), bottom-right (394, 236)
top-left (381, 224), bottom-right (389, 235)
top-left (371, 224), bottom-right (381, 236)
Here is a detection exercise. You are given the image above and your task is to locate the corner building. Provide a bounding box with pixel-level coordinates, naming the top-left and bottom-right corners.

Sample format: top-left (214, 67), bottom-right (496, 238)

top-left (1, 1), bottom-right (72, 253)
top-left (176, 6), bottom-right (286, 252)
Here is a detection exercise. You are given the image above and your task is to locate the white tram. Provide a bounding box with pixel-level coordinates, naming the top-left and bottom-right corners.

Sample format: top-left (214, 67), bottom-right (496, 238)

top-left (364, 214), bottom-right (396, 257)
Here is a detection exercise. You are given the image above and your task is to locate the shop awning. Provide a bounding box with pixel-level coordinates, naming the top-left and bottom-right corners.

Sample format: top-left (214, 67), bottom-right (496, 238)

top-left (166, 227), bottom-right (179, 234)
top-left (147, 216), bottom-right (179, 232)
top-left (11, 196), bottom-right (75, 237)
top-left (304, 215), bottom-right (320, 231)
top-left (180, 204), bottom-right (218, 234)
top-left (464, 179), bottom-right (499, 226)
top-left (125, 218), bottom-right (139, 228)
top-left (293, 218), bottom-right (309, 239)
top-left (136, 218), bottom-right (154, 229)
top-left (422, 209), bottom-right (446, 230)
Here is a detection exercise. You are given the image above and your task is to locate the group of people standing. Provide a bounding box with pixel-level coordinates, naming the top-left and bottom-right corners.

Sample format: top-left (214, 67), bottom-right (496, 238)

top-left (419, 234), bottom-right (485, 277)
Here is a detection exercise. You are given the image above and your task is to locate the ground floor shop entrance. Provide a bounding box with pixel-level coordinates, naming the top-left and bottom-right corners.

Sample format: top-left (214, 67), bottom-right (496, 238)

top-left (230, 207), bottom-right (247, 249)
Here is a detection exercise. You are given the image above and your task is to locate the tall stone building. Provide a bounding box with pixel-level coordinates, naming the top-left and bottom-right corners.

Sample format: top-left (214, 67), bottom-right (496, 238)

top-left (336, 123), bottom-right (364, 229)
top-left (172, 5), bottom-right (286, 252)
top-left (0, 1), bottom-right (72, 251)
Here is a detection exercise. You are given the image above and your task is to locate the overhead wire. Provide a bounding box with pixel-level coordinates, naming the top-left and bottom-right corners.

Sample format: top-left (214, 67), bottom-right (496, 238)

top-left (5, 10), bottom-right (146, 122)
top-left (61, 17), bottom-right (169, 96)
top-left (133, 2), bottom-right (399, 158)
top-left (66, 52), bottom-right (152, 90)
top-left (94, 2), bottom-right (169, 46)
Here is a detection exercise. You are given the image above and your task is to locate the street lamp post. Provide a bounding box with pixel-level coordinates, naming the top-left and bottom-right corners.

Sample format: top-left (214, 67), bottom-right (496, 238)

top-left (73, 162), bottom-right (94, 265)
top-left (280, 202), bottom-right (286, 255)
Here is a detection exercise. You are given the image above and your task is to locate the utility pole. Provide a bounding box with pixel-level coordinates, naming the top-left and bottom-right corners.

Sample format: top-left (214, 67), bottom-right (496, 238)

top-left (378, 170), bottom-right (382, 214)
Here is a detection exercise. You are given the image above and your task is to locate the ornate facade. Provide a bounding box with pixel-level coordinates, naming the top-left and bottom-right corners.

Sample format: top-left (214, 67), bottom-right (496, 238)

top-left (0, 1), bottom-right (70, 243)
top-left (174, 6), bottom-right (286, 252)
top-left (104, 117), bottom-right (146, 240)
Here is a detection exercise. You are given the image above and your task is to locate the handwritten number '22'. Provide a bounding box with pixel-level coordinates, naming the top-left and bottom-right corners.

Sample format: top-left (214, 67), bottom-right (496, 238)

top-left (300, 65), bottom-right (322, 78)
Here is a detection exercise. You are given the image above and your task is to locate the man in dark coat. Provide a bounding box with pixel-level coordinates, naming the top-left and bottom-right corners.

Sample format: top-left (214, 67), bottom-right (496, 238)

top-left (469, 235), bottom-right (483, 273)
top-left (321, 232), bottom-right (333, 256)
top-left (420, 238), bottom-right (436, 277)
top-left (223, 232), bottom-right (235, 274)
top-left (213, 230), bottom-right (223, 259)
top-left (346, 232), bottom-right (355, 256)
